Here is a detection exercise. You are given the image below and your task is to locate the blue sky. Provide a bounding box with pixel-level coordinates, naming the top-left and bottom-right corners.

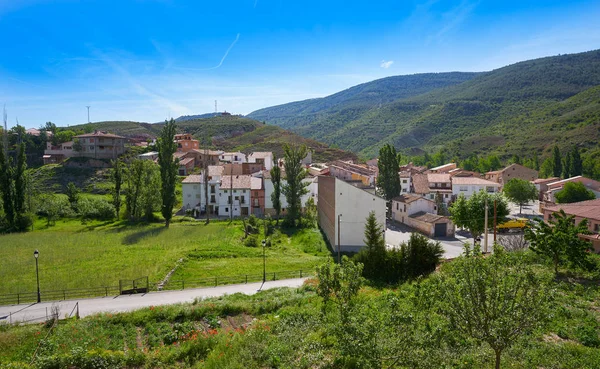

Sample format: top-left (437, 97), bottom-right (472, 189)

top-left (1, 0), bottom-right (599, 128)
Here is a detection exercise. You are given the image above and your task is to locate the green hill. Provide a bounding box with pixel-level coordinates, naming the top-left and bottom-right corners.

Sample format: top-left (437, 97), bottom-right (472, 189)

top-left (248, 49), bottom-right (600, 160)
top-left (64, 115), bottom-right (356, 163)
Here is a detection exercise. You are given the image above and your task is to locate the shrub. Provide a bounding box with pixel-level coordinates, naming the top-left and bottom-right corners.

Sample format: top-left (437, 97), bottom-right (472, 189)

top-left (77, 197), bottom-right (116, 221)
top-left (244, 235), bottom-right (259, 247)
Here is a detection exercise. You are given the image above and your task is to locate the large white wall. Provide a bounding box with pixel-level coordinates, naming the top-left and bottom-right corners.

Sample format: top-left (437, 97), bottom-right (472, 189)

top-left (182, 182), bottom-right (204, 210)
top-left (452, 184), bottom-right (499, 199)
top-left (335, 179), bottom-right (387, 251)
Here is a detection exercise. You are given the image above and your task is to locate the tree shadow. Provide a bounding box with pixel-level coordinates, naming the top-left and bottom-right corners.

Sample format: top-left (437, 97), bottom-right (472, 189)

top-left (122, 226), bottom-right (167, 245)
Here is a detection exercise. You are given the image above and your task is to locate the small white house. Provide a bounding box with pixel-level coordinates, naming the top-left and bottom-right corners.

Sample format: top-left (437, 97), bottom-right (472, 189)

top-left (391, 194), bottom-right (437, 224)
top-left (220, 152), bottom-right (247, 164)
top-left (248, 152), bottom-right (274, 170)
top-left (452, 177), bottom-right (500, 199)
top-left (182, 175), bottom-right (205, 213)
top-left (218, 175), bottom-right (252, 217)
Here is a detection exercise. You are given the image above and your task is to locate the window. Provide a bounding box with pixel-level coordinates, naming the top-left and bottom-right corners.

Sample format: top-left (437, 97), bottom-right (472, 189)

top-left (396, 203), bottom-right (399, 210)
top-left (225, 207), bottom-right (229, 212)
top-left (187, 194), bottom-right (191, 198)
top-left (242, 190), bottom-right (246, 193)
top-left (224, 190), bottom-right (228, 193)
top-left (445, 194), bottom-right (448, 198)
top-left (486, 186), bottom-right (495, 193)
top-left (595, 224), bottom-right (600, 233)
top-left (234, 190), bottom-right (237, 193)
top-left (211, 186), bottom-right (215, 193)
top-left (211, 195), bottom-right (216, 203)
top-left (404, 204), bottom-right (406, 212)
top-left (402, 179), bottom-right (407, 183)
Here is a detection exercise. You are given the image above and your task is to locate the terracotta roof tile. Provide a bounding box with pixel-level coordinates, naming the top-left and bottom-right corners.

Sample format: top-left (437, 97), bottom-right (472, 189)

top-left (182, 175), bottom-right (203, 183)
top-left (412, 174), bottom-right (430, 194)
top-left (544, 199), bottom-right (600, 220)
top-left (452, 177), bottom-right (500, 186)
top-left (221, 175), bottom-right (252, 189)
top-left (427, 173), bottom-right (451, 183)
top-left (409, 211), bottom-right (449, 223)
top-left (392, 194), bottom-right (433, 204)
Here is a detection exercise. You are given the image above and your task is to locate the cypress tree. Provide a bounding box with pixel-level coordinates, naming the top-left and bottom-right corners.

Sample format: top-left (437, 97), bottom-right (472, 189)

top-left (282, 144), bottom-right (309, 228)
top-left (552, 146), bottom-right (562, 178)
top-left (377, 144), bottom-right (401, 202)
top-left (112, 159), bottom-right (123, 219)
top-left (157, 119), bottom-right (178, 228)
top-left (563, 152), bottom-right (572, 179)
top-left (270, 162), bottom-right (282, 224)
top-left (571, 146), bottom-right (583, 176)
top-left (0, 141), bottom-right (15, 228)
top-left (14, 143), bottom-right (26, 215)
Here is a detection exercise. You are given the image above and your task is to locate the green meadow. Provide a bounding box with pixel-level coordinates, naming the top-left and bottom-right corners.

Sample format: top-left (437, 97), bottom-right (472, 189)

top-left (0, 218), bottom-right (330, 297)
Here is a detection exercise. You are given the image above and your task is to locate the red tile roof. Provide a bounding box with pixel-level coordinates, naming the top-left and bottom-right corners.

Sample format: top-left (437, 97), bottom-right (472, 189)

top-left (221, 175), bottom-right (252, 189)
top-left (409, 211), bottom-right (450, 223)
top-left (412, 174), bottom-right (430, 194)
top-left (544, 199), bottom-right (600, 221)
top-left (452, 177), bottom-right (500, 186)
top-left (75, 131), bottom-right (125, 139)
top-left (392, 194), bottom-right (434, 204)
top-left (427, 173), bottom-right (451, 183)
top-left (182, 175), bottom-right (203, 183)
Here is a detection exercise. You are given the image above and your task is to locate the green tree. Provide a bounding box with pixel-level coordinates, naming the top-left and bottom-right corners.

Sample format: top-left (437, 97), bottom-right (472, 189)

top-left (303, 196), bottom-right (317, 227)
top-left (316, 256), bottom-right (364, 323)
top-left (125, 159), bottom-right (160, 222)
top-left (540, 157), bottom-right (554, 178)
top-left (563, 151), bottom-right (573, 178)
top-left (435, 192), bottom-right (449, 216)
top-left (533, 152), bottom-right (540, 171)
top-left (437, 245), bottom-right (550, 369)
top-left (503, 178), bottom-right (538, 214)
top-left (72, 139), bottom-right (83, 155)
top-left (356, 211), bottom-right (386, 280)
top-left (282, 144), bottom-right (309, 227)
top-left (0, 141), bottom-right (15, 229)
top-left (525, 209), bottom-right (591, 273)
top-left (270, 162), bottom-right (282, 224)
top-left (555, 181), bottom-right (596, 203)
top-left (487, 155), bottom-right (501, 171)
top-left (571, 146), bottom-right (583, 176)
top-left (399, 233), bottom-right (443, 279)
top-left (552, 145), bottom-right (562, 178)
top-left (66, 182), bottom-right (80, 211)
top-left (511, 154), bottom-right (521, 165)
top-left (157, 119), bottom-right (178, 228)
top-left (449, 191), bottom-right (509, 245)
top-left (13, 143), bottom-right (26, 216)
top-left (111, 159), bottom-right (123, 219)
top-left (376, 144), bottom-right (400, 202)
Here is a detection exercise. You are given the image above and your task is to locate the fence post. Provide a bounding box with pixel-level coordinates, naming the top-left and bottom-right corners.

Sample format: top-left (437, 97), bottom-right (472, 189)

top-left (17, 294), bottom-right (19, 305)
top-left (182, 280), bottom-right (185, 290)
top-left (273, 272), bottom-right (276, 281)
top-left (215, 277), bottom-right (217, 287)
top-left (105, 287), bottom-right (108, 297)
top-left (9, 312), bottom-right (11, 324)
top-left (76, 302), bottom-right (80, 319)
top-left (300, 269), bottom-right (303, 278)
top-left (245, 275), bottom-right (248, 284)
top-left (45, 307), bottom-right (48, 320)
top-left (63, 290), bottom-right (66, 300)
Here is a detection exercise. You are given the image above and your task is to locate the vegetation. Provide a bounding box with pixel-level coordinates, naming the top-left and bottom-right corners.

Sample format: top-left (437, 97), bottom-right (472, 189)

top-left (376, 143), bottom-right (400, 201)
top-left (157, 119), bottom-right (178, 228)
top-left (503, 178), bottom-right (538, 213)
top-left (249, 50), bottom-right (600, 163)
top-left (111, 159), bottom-right (123, 219)
top-left (3, 245), bottom-right (600, 368)
top-left (525, 209), bottom-right (592, 273)
top-left (450, 191), bottom-right (509, 245)
top-left (125, 159), bottom-right (161, 222)
top-left (270, 163), bottom-right (282, 224)
top-left (555, 182), bottom-right (596, 203)
top-left (282, 144), bottom-right (309, 228)
top-left (0, 141), bottom-right (31, 232)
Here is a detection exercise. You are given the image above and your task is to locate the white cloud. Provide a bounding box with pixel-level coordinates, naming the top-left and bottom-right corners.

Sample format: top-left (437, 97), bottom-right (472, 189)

top-left (380, 60), bottom-right (394, 69)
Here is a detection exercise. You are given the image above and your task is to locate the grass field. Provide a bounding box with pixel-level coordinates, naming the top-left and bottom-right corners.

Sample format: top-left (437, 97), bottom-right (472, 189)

top-left (0, 218), bottom-right (330, 296)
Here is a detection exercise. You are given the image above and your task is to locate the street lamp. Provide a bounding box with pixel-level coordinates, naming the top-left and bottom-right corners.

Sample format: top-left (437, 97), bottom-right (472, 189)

top-left (34, 250), bottom-right (40, 303)
top-left (261, 239), bottom-right (267, 283)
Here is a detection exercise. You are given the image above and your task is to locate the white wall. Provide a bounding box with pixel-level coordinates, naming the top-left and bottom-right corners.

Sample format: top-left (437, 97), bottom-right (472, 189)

top-left (392, 198), bottom-right (436, 223)
top-left (400, 175), bottom-right (411, 194)
top-left (452, 184), bottom-right (499, 199)
top-left (335, 179), bottom-right (387, 251)
top-left (218, 188), bottom-right (250, 217)
top-left (182, 183), bottom-right (204, 210)
top-left (265, 178), bottom-right (316, 209)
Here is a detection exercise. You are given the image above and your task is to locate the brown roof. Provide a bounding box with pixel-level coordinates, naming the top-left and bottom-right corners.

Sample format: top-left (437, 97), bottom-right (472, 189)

top-left (392, 194), bottom-right (433, 204)
top-left (452, 177), bottom-right (500, 186)
top-left (174, 152), bottom-right (188, 159)
top-left (329, 160), bottom-right (376, 177)
top-left (427, 173), bottom-right (451, 183)
top-left (179, 157), bottom-right (195, 166)
top-left (544, 199), bottom-right (600, 221)
top-left (533, 177), bottom-right (560, 184)
top-left (192, 148), bottom-right (224, 156)
top-left (429, 163), bottom-right (456, 172)
top-left (547, 176), bottom-right (600, 191)
top-left (208, 165), bottom-right (224, 177)
top-left (409, 211), bottom-right (449, 223)
top-left (221, 175), bottom-right (252, 189)
top-left (182, 175), bottom-right (203, 183)
top-left (75, 131), bottom-right (125, 139)
top-left (412, 174), bottom-right (430, 194)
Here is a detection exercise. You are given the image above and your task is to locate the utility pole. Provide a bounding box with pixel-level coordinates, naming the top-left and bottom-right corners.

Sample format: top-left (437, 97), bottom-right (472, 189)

top-left (337, 214), bottom-right (342, 264)
top-left (229, 163), bottom-right (233, 223)
top-left (86, 106), bottom-right (90, 123)
top-left (493, 199), bottom-right (497, 243)
top-left (484, 197), bottom-right (489, 253)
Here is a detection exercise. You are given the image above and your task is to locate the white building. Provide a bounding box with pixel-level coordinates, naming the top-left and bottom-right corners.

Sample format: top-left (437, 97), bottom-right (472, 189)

top-left (452, 177), bottom-right (500, 199)
top-left (220, 152), bottom-right (247, 164)
top-left (262, 170), bottom-right (317, 216)
top-left (399, 171), bottom-right (412, 194)
top-left (219, 175), bottom-right (252, 217)
top-left (138, 151), bottom-right (159, 161)
top-left (318, 176), bottom-right (387, 253)
top-left (248, 152), bottom-right (274, 171)
top-left (391, 194), bottom-right (454, 237)
top-left (182, 175), bottom-right (205, 213)
top-left (391, 194), bottom-right (437, 224)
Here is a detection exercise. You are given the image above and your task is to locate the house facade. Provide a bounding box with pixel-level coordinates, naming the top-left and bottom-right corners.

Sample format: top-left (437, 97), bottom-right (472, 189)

top-left (74, 131), bottom-right (126, 159)
top-left (452, 177), bottom-right (500, 199)
top-left (318, 176), bottom-right (387, 253)
top-left (174, 134), bottom-right (199, 152)
top-left (248, 152), bottom-right (274, 170)
top-left (542, 199), bottom-right (600, 252)
top-left (219, 175), bottom-right (252, 217)
top-left (182, 175), bottom-right (205, 212)
top-left (220, 152), bottom-right (247, 164)
top-left (328, 160), bottom-right (377, 187)
top-left (391, 194), bottom-right (454, 237)
top-left (251, 177), bottom-right (265, 216)
top-left (43, 141), bottom-right (74, 164)
top-left (485, 163), bottom-right (538, 187)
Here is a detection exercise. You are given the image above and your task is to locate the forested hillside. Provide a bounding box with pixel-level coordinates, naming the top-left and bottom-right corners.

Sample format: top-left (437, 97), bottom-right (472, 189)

top-left (65, 116), bottom-right (356, 162)
top-left (249, 49), bottom-right (600, 160)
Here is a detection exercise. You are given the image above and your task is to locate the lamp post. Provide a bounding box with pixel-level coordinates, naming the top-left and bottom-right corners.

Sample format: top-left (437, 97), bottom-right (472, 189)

top-left (261, 239), bottom-right (266, 283)
top-left (34, 249), bottom-right (40, 303)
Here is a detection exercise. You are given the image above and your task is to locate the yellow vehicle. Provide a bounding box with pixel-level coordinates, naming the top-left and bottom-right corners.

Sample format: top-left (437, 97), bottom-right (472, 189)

top-left (497, 218), bottom-right (529, 233)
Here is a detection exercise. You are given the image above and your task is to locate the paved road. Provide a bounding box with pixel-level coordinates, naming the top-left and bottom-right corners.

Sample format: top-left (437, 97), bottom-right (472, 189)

top-left (386, 221), bottom-right (496, 259)
top-left (0, 278), bottom-right (307, 324)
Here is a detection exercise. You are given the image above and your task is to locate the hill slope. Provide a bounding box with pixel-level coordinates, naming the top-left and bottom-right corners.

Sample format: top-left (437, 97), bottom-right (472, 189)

top-left (249, 49), bottom-right (600, 159)
top-left (65, 116), bottom-right (356, 162)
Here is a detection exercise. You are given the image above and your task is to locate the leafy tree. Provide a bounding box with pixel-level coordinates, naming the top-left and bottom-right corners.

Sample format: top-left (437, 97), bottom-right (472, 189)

top-left (487, 155), bottom-right (501, 171)
top-left (435, 192), bottom-right (449, 215)
top-left (111, 159), bottom-right (123, 219)
top-left (555, 182), bottom-right (596, 203)
top-left (532, 152), bottom-right (540, 171)
top-left (563, 151), bottom-right (573, 178)
top-left (125, 159), bottom-right (160, 222)
top-left (316, 256), bottom-right (364, 323)
top-left (13, 143), bottom-right (26, 216)
top-left (511, 154), bottom-right (521, 165)
top-left (44, 121), bottom-right (57, 134)
top-left (72, 139), bottom-right (83, 155)
top-left (571, 146), bottom-right (583, 176)
top-left (540, 157), bottom-right (554, 178)
top-left (157, 119), bottom-right (178, 228)
top-left (376, 144), bottom-right (400, 202)
top-left (399, 233), bottom-right (444, 279)
top-left (552, 145), bottom-right (562, 178)
top-left (450, 191), bottom-right (509, 245)
top-left (525, 210), bottom-right (591, 273)
top-left (437, 245), bottom-right (550, 369)
top-left (0, 141), bottom-right (15, 229)
top-left (282, 144), bottom-right (309, 227)
top-left (270, 162), bottom-right (282, 224)
top-left (303, 196), bottom-right (317, 227)
top-left (66, 182), bottom-right (80, 210)
top-left (502, 178), bottom-right (538, 214)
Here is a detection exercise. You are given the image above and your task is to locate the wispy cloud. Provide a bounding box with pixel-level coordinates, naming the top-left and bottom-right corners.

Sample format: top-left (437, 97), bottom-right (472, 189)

top-left (176, 33), bottom-right (241, 72)
top-left (380, 60), bottom-right (394, 69)
top-left (430, 0), bottom-right (478, 42)
top-left (253, 0), bottom-right (258, 8)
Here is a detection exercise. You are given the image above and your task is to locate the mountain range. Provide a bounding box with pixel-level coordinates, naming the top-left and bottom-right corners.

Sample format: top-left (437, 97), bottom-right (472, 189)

top-left (248, 49), bottom-right (600, 160)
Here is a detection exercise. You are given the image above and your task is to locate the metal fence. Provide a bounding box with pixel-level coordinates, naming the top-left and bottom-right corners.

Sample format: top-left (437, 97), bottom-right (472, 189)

top-left (0, 269), bottom-right (311, 306)
top-left (0, 301), bottom-right (79, 325)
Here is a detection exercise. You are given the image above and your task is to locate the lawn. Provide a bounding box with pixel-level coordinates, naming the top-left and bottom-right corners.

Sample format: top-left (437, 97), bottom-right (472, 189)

top-left (0, 218), bottom-right (330, 297)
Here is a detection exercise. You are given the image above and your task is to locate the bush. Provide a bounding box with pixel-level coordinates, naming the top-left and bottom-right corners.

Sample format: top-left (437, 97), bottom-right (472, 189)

top-left (399, 233), bottom-right (444, 279)
top-left (244, 235), bottom-right (259, 247)
top-left (77, 197), bottom-right (116, 221)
